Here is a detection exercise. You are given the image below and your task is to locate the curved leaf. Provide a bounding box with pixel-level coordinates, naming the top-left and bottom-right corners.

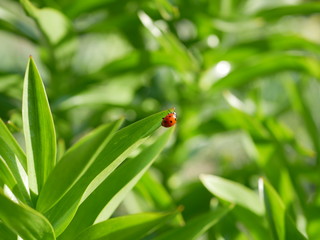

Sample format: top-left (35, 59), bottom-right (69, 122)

top-left (0, 190), bottom-right (55, 240)
top-left (0, 119), bottom-right (27, 170)
top-left (74, 211), bottom-right (178, 240)
top-left (259, 178), bottom-right (307, 240)
top-left (200, 174), bottom-right (264, 216)
top-left (37, 119), bottom-right (123, 213)
top-left (43, 109), bottom-right (173, 235)
top-left (58, 127), bottom-right (175, 239)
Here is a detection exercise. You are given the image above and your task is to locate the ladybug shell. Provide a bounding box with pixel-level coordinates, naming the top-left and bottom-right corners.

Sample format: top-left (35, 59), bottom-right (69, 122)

top-left (161, 112), bottom-right (177, 128)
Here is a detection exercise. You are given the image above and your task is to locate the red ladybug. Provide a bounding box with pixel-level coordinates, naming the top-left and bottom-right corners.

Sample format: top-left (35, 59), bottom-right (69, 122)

top-left (161, 111), bottom-right (177, 128)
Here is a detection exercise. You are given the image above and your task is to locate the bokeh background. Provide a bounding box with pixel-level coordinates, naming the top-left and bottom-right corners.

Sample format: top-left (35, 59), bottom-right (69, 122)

top-left (1, 0), bottom-right (320, 239)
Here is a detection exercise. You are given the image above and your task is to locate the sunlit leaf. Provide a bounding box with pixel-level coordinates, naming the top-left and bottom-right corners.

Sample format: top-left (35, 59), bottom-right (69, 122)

top-left (22, 56), bottom-right (56, 200)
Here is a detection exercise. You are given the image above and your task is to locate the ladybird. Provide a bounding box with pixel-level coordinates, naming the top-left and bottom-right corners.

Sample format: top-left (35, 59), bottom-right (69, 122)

top-left (161, 111), bottom-right (177, 128)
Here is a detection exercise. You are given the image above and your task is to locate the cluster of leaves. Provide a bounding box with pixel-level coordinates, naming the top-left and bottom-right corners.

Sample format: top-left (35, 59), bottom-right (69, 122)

top-left (1, 0), bottom-right (320, 239)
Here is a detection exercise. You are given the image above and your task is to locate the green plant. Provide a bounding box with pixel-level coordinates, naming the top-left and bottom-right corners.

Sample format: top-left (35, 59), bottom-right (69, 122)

top-left (2, 0), bottom-right (320, 239)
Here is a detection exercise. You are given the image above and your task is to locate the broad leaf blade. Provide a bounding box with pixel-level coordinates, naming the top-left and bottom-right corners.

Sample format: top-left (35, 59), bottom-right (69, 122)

top-left (200, 174), bottom-right (264, 216)
top-left (37, 119), bottom-right (123, 213)
top-left (0, 190), bottom-right (55, 240)
top-left (74, 211), bottom-right (178, 240)
top-left (44, 109), bottom-right (173, 235)
top-left (154, 205), bottom-right (233, 240)
top-left (22, 56), bottom-right (56, 199)
top-left (58, 127), bottom-right (174, 239)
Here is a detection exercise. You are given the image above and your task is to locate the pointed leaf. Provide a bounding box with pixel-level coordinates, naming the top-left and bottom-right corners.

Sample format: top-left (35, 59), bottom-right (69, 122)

top-left (0, 190), bottom-right (55, 240)
top-left (59, 127), bottom-right (174, 239)
top-left (44, 109), bottom-right (173, 235)
top-left (37, 119), bottom-right (123, 212)
top-left (22, 56), bottom-right (56, 199)
top-left (154, 205), bottom-right (233, 240)
top-left (200, 174), bottom-right (264, 216)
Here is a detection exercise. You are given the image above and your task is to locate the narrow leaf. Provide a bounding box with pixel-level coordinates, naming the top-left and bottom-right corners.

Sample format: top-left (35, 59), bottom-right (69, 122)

top-left (0, 155), bottom-right (29, 205)
top-left (44, 109), bottom-right (173, 235)
top-left (22, 56), bottom-right (56, 199)
top-left (0, 128), bottom-right (32, 205)
top-left (154, 205), bottom-right (233, 240)
top-left (0, 190), bottom-right (55, 240)
top-left (37, 119), bottom-right (123, 213)
top-left (58, 127), bottom-right (174, 239)
top-left (200, 174), bottom-right (264, 216)
top-left (0, 119), bottom-right (27, 170)
top-left (74, 211), bottom-right (178, 240)
top-left (259, 178), bottom-right (307, 240)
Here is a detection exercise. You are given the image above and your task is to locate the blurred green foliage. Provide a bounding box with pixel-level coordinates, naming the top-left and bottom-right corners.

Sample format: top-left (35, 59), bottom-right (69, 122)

top-left (1, 0), bottom-right (320, 239)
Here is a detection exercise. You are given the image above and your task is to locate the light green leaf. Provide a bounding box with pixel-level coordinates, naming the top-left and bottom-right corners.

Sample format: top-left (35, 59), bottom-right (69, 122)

top-left (43, 109), bottom-right (173, 235)
top-left (0, 119), bottom-right (27, 170)
top-left (74, 211), bottom-right (178, 240)
top-left (20, 0), bottom-right (71, 45)
top-left (0, 120), bottom-right (30, 204)
top-left (0, 190), bottom-right (55, 240)
top-left (154, 205), bottom-right (233, 240)
top-left (200, 174), bottom-right (264, 216)
top-left (259, 178), bottom-right (307, 240)
top-left (37, 119), bottom-right (123, 213)
top-left (58, 127), bottom-right (175, 239)
top-left (22, 56), bottom-right (56, 200)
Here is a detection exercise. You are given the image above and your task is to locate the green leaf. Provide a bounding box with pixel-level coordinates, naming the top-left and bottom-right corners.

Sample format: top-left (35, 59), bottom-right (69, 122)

top-left (22, 56), bottom-right (56, 200)
top-left (37, 119), bottom-right (123, 213)
top-left (259, 178), bottom-right (307, 240)
top-left (0, 190), bottom-right (55, 240)
top-left (200, 174), bottom-right (264, 216)
top-left (0, 222), bottom-right (17, 240)
top-left (154, 205), bottom-right (233, 240)
top-left (43, 109), bottom-right (173, 235)
top-left (0, 120), bottom-right (30, 204)
top-left (58, 127), bottom-right (175, 239)
top-left (73, 211), bottom-right (178, 240)
top-left (0, 119), bottom-right (27, 170)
